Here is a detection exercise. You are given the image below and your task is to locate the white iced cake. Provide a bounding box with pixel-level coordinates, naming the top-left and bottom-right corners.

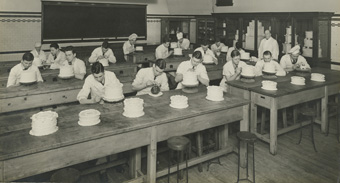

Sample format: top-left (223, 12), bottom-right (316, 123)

top-left (59, 65), bottom-right (74, 77)
top-left (30, 111), bottom-right (58, 136)
top-left (206, 86), bottom-right (224, 101)
top-left (305, 31), bottom-right (313, 39)
top-left (123, 98), bottom-right (144, 118)
top-left (103, 83), bottom-right (124, 101)
top-left (78, 109), bottom-right (101, 126)
top-left (291, 76), bottom-right (305, 85)
top-left (170, 95), bottom-right (188, 108)
top-left (174, 48), bottom-right (183, 56)
top-left (20, 70), bottom-right (37, 83)
top-left (262, 80), bottom-right (277, 90)
top-left (99, 58), bottom-right (109, 67)
top-left (304, 39), bottom-right (313, 47)
top-left (221, 46), bottom-right (229, 53)
top-left (203, 54), bottom-right (214, 64)
top-left (263, 63), bottom-right (276, 74)
top-left (311, 73), bottom-right (325, 81)
top-left (170, 42), bottom-right (178, 49)
top-left (135, 46), bottom-right (143, 51)
top-left (241, 65), bottom-right (255, 77)
top-left (182, 71), bottom-right (198, 86)
top-left (241, 52), bottom-right (250, 60)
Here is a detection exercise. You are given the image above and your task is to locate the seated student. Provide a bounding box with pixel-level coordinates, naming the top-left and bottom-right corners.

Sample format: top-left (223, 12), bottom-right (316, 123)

top-left (211, 38), bottom-right (226, 57)
top-left (254, 51), bottom-right (286, 76)
top-left (61, 46), bottom-right (86, 80)
top-left (30, 42), bottom-right (46, 67)
top-left (89, 41), bottom-right (117, 64)
top-left (7, 52), bottom-right (43, 87)
top-left (175, 50), bottom-right (209, 89)
top-left (155, 37), bottom-right (173, 59)
top-left (132, 59), bottom-right (169, 96)
top-left (123, 33), bottom-right (138, 60)
top-left (77, 62), bottom-right (121, 104)
top-left (47, 43), bottom-right (66, 69)
top-left (220, 50), bottom-right (247, 92)
top-left (194, 41), bottom-right (218, 64)
top-left (226, 41), bottom-right (245, 62)
top-left (280, 45), bottom-right (311, 72)
top-left (176, 32), bottom-right (190, 50)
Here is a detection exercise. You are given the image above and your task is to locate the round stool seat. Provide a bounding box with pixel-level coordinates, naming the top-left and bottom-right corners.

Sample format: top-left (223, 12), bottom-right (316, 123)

top-left (300, 108), bottom-right (315, 117)
top-left (167, 136), bottom-right (190, 151)
top-left (237, 131), bottom-right (257, 143)
top-left (50, 168), bottom-right (81, 183)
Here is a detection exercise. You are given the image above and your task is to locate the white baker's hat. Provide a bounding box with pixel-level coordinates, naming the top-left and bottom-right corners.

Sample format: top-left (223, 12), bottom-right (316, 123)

top-left (34, 42), bottom-right (42, 47)
top-left (289, 45), bottom-right (300, 55)
top-left (176, 32), bottom-right (183, 39)
top-left (128, 33), bottom-right (138, 40)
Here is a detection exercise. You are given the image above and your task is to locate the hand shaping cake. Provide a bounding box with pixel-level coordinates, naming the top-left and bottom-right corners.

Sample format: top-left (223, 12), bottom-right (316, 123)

top-left (174, 48), bottom-right (183, 56)
top-left (59, 65), bottom-right (74, 77)
top-left (262, 80), bottom-right (277, 90)
top-left (299, 64), bottom-right (308, 70)
top-left (30, 111), bottom-right (58, 136)
top-left (291, 76), bottom-right (305, 85)
top-left (311, 73), bottom-right (325, 82)
top-left (20, 70), bottom-right (37, 83)
top-left (263, 63), bottom-right (276, 74)
top-left (99, 58), bottom-right (109, 67)
top-left (241, 65), bottom-right (255, 77)
top-left (241, 52), bottom-right (250, 60)
top-left (221, 46), bottom-right (229, 53)
top-left (135, 46), bottom-right (143, 51)
top-left (170, 42), bottom-right (178, 49)
top-left (170, 95), bottom-right (188, 108)
top-left (182, 71), bottom-right (199, 86)
top-left (206, 86), bottom-right (224, 101)
top-left (78, 109), bottom-right (101, 126)
top-left (203, 54), bottom-right (214, 64)
top-left (103, 83), bottom-right (124, 102)
top-left (123, 98), bottom-right (144, 118)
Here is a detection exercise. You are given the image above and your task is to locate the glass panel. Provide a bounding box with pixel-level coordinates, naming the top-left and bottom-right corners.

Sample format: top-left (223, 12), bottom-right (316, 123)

top-left (278, 17), bottom-right (293, 55)
top-left (225, 17), bottom-right (239, 48)
top-left (318, 20), bottom-right (329, 59)
top-left (296, 19), bottom-right (313, 58)
top-left (243, 18), bottom-right (255, 51)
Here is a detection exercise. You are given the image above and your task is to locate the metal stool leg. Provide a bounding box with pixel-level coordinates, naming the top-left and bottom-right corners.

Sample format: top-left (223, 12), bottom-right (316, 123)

top-left (246, 143), bottom-right (249, 179)
top-left (168, 149), bottom-right (171, 183)
top-left (297, 119), bottom-right (303, 145)
top-left (253, 143), bottom-right (255, 183)
top-left (337, 108), bottom-right (340, 143)
top-left (186, 149), bottom-right (189, 183)
top-left (177, 151), bottom-right (179, 183)
top-left (237, 139), bottom-right (240, 183)
top-left (311, 117), bottom-right (317, 152)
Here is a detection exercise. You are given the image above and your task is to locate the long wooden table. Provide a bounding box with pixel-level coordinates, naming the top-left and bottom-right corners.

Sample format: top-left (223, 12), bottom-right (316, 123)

top-left (227, 67), bottom-right (340, 155)
top-left (0, 87), bottom-right (249, 183)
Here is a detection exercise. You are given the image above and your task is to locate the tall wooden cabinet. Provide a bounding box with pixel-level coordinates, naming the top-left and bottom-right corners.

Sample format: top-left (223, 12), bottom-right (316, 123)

top-left (196, 17), bottom-right (215, 45)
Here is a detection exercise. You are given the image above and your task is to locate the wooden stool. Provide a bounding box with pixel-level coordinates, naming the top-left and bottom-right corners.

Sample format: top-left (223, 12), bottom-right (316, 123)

top-left (167, 136), bottom-right (190, 183)
top-left (327, 102), bottom-right (340, 142)
top-left (50, 168), bottom-right (81, 183)
top-left (237, 131), bottom-right (257, 183)
top-left (297, 108), bottom-right (317, 152)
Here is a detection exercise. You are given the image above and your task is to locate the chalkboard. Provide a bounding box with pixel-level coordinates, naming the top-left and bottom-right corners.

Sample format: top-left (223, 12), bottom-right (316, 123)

top-left (42, 2), bottom-right (146, 41)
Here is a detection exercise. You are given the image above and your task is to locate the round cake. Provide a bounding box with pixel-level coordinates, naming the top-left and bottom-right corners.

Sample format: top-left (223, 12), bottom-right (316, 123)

top-left (262, 80), bottom-right (277, 90)
top-left (103, 83), bottom-right (124, 102)
top-left (170, 95), bottom-right (188, 109)
top-left (30, 111), bottom-right (58, 136)
top-left (170, 42), bottom-right (178, 49)
top-left (78, 109), bottom-right (101, 126)
top-left (291, 76), bottom-right (305, 85)
top-left (123, 98), bottom-right (144, 118)
top-left (203, 54), bottom-right (214, 64)
top-left (20, 71), bottom-right (37, 83)
top-left (135, 46), bottom-right (143, 51)
top-left (241, 52), bottom-right (250, 60)
top-left (304, 39), bottom-right (313, 47)
top-left (99, 58), bottom-right (109, 67)
top-left (311, 73), bottom-right (325, 82)
top-left (206, 86), bottom-right (224, 101)
top-left (263, 63), bottom-right (276, 74)
top-left (59, 65), bottom-right (74, 77)
top-left (174, 48), bottom-right (183, 56)
top-left (305, 31), bottom-right (313, 39)
top-left (221, 46), bottom-right (229, 53)
top-left (182, 71), bottom-right (199, 86)
top-left (241, 65), bottom-right (255, 78)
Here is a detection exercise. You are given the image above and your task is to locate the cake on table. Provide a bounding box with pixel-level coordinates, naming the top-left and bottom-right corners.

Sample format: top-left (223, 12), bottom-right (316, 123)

top-left (99, 58), bottom-right (109, 67)
top-left (311, 73), bottom-right (325, 82)
top-left (135, 46), bottom-right (143, 52)
top-left (203, 54), bottom-right (214, 64)
top-left (170, 42), bottom-right (178, 49)
top-left (291, 76), bottom-right (305, 85)
top-left (261, 80), bottom-right (277, 90)
top-left (59, 65), bottom-right (74, 78)
top-left (78, 109), bottom-right (101, 126)
top-left (221, 46), bottom-right (228, 53)
top-left (103, 83), bottom-right (124, 102)
top-left (206, 86), bottom-right (224, 101)
top-left (170, 95), bottom-right (188, 109)
top-left (241, 65), bottom-right (255, 78)
top-left (173, 48), bottom-right (183, 56)
top-left (123, 98), bottom-right (144, 118)
top-left (241, 52), bottom-right (250, 60)
top-left (30, 111), bottom-right (58, 136)
top-left (182, 71), bottom-right (199, 86)
top-left (20, 71), bottom-right (37, 84)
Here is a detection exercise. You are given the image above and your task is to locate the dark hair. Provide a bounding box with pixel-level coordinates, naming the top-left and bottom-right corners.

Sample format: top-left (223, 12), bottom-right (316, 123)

top-left (201, 40), bottom-right (209, 46)
top-left (263, 50), bottom-right (272, 57)
top-left (22, 52), bottom-right (34, 61)
top-left (231, 50), bottom-right (241, 58)
top-left (154, 59), bottom-right (166, 70)
top-left (235, 42), bottom-right (242, 50)
top-left (192, 50), bottom-right (203, 60)
top-left (64, 46), bottom-right (76, 54)
top-left (162, 36), bottom-right (170, 43)
top-left (50, 43), bottom-right (59, 49)
top-left (102, 41), bottom-right (109, 49)
top-left (91, 62), bottom-right (105, 74)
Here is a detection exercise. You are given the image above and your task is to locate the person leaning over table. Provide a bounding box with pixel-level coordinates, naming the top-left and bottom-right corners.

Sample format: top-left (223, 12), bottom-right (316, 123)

top-left (46, 43), bottom-right (66, 69)
top-left (258, 29), bottom-right (279, 61)
top-left (211, 38), bottom-right (226, 57)
top-left (77, 62), bottom-right (122, 104)
top-left (220, 50), bottom-right (247, 92)
top-left (194, 40), bottom-right (218, 64)
top-left (175, 50), bottom-right (209, 89)
top-left (254, 50), bottom-right (286, 76)
top-left (155, 36), bottom-right (173, 59)
top-left (7, 52), bottom-right (43, 87)
top-left (30, 42), bottom-right (46, 67)
top-left (226, 41), bottom-right (245, 62)
top-left (123, 33), bottom-right (138, 60)
top-left (280, 45), bottom-right (311, 72)
top-left (60, 46), bottom-right (86, 80)
top-left (132, 59), bottom-right (169, 96)
top-left (176, 32), bottom-right (190, 50)
top-left (88, 40), bottom-right (117, 64)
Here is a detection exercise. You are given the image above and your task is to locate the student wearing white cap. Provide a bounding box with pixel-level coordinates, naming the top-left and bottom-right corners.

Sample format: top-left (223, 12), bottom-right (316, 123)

top-left (258, 30), bottom-right (279, 61)
top-left (123, 33), bottom-right (138, 60)
top-left (30, 42), bottom-right (46, 67)
top-left (176, 32), bottom-right (190, 50)
top-left (280, 45), bottom-right (310, 72)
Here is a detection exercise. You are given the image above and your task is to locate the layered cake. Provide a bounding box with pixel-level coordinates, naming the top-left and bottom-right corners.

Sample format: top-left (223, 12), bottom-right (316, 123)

top-left (78, 109), bottom-right (101, 126)
top-left (135, 46), bottom-right (143, 51)
top-left (291, 76), bottom-right (306, 85)
top-left (99, 58), bottom-right (109, 67)
top-left (20, 71), bottom-right (37, 83)
top-left (182, 71), bottom-right (199, 86)
top-left (263, 63), bottom-right (276, 74)
top-left (103, 83), bottom-right (124, 102)
top-left (30, 111), bottom-right (58, 136)
top-left (203, 54), bottom-right (214, 64)
top-left (59, 65), bottom-right (74, 77)
top-left (170, 42), bottom-right (178, 49)
top-left (241, 52), bottom-right (250, 60)
top-left (262, 80), bottom-right (277, 90)
top-left (241, 65), bottom-right (255, 78)
top-left (170, 95), bottom-right (188, 109)
top-left (174, 48), bottom-right (183, 56)
top-left (206, 86), bottom-right (224, 101)
top-left (123, 98), bottom-right (144, 118)
top-left (311, 73), bottom-right (325, 82)
top-left (221, 46), bottom-right (229, 53)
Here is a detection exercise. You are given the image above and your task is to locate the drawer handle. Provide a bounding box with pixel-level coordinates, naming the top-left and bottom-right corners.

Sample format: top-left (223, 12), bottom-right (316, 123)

top-left (170, 65), bottom-right (173, 69)
top-left (260, 96), bottom-right (265, 99)
top-left (144, 58), bottom-right (148, 61)
top-left (62, 95), bottom-right (67, 99)
top-left (120, 70), bottom-right (124, 74)
top-left (8, 103), bottom-right (11, 106)
top-left (24, 97), bottom-right (27, 101)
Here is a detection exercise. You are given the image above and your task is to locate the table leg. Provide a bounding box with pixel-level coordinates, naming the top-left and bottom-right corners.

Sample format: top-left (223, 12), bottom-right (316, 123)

top-left (196, 131), bottom-right (203, 172)
top-left (250, 102), bottom-right (257, 134)
top-left (129, 148), bottom-right (141, 178)
top-left (282, 109), bottom-right (287, 128)
top-left (293, 106), bottom-right (298, 125)
top-left (147, 126), bottom-right (157, 183)
top-left (261, 109), bottom-right (266, 134)
top-left (239, 104), bottom-right (249, 167)
top-left (270, 99), bottom-right (278, 155)
top-left (321, 87), bottom-right (328, 133)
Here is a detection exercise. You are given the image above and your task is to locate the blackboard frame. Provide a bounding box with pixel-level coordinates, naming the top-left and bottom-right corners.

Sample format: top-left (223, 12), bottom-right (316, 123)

top-left (41, 1), bottom-right (147, 44)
